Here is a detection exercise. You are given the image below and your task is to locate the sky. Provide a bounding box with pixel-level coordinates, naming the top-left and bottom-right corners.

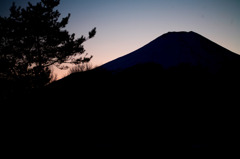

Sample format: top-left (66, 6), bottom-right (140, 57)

top-left (1, 0), bottom-right (240, 79)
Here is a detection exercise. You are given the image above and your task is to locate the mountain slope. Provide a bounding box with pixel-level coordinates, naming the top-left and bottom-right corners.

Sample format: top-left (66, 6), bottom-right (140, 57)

top-left (101, 31), bottom-right (240, 73)
top-left (12, 31), bottom-right (239, 157)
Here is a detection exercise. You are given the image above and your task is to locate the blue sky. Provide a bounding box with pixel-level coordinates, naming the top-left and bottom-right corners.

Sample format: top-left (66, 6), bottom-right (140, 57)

top-left (1, 0), bottom-right (240, 78)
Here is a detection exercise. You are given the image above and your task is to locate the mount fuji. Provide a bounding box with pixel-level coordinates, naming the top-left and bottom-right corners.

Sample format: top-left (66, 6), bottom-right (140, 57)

top-left (20, 31), bottom-right (240, 156)
top-left (101, 31), bottom-right (240, 73)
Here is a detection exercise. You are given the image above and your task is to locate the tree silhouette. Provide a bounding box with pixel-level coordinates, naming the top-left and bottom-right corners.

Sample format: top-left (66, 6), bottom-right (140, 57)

top-left (0, 0), bottom-right (96, 87)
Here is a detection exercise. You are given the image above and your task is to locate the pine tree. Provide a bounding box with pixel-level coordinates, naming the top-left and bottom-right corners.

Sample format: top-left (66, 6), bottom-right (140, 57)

top-left (0, 0), bottom-right (96, 87)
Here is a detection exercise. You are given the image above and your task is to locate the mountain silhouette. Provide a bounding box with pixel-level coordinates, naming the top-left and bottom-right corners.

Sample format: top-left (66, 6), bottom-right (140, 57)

top-left (4, 31), bottom-right (240, 157)
top-left (101, 31), bottom-right (240, 73)
top-left (37, 31), bottom-right (239, 157)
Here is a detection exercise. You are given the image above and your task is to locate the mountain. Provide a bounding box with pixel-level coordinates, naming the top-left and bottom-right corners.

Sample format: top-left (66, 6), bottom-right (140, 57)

top-left (4, 31), bottom-right (240, 157)
top-left (101, 31), bottom-right (240, 73)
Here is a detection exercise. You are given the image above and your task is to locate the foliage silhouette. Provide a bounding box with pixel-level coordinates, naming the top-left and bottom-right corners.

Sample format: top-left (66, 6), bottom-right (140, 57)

top-left (68, 63), bottom-right (94, 75)
top-left (0, 0), bottom-right (96, 88)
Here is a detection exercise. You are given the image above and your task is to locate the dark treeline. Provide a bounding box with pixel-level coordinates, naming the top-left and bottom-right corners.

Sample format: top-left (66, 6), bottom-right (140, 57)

top-left (9, 61), bottom-right (238, 157)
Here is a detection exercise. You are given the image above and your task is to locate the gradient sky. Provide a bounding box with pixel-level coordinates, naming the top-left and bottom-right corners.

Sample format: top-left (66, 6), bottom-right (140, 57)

top-left (1, 0), bottom-right (240, 79)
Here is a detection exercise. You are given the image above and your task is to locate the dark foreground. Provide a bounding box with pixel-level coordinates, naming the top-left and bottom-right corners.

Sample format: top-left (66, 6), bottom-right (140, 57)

top-left (2, 63), bottom-right (239, 157)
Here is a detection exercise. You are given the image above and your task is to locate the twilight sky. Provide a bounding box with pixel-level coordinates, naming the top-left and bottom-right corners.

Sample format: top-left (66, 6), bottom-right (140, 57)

top-left (1, 0), bottom-right (240, 78)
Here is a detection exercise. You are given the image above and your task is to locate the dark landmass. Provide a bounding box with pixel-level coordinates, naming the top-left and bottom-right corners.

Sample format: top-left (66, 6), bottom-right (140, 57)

top-left (2, 32), bottom-right (240, 157)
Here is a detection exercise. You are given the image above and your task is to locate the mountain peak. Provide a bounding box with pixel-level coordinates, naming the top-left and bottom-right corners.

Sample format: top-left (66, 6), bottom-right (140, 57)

top-left (165, 31), bottom-right (195, 34)
top-left (101, 31), bottom-right (239, 73)
top-left (162, 31), bottom-right (197, 36)
top-left (160, 31), bottom-right (203, 40)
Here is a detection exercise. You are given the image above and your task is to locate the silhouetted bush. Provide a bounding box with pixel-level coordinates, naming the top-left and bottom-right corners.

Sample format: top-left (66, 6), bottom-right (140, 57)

top-left (68, 63), bottom-right (94, 75)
